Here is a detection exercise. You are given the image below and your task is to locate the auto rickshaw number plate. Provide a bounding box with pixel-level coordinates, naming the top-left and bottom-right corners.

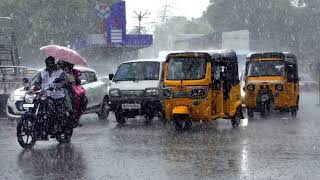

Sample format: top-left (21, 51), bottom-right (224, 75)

top-left (261, 94), bottom-right (270, 102)
top-left (121, 103), bottom-right (141, 109)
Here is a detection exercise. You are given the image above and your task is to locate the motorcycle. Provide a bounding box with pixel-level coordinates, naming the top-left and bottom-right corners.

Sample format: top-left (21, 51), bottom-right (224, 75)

top-left (16, 85), bottom-right (74, 149)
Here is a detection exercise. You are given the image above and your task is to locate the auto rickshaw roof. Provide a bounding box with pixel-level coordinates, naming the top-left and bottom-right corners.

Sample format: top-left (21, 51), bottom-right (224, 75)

top-left (249, 52), bottom-right (297, 64)
top-left (166, 50), bottom-right (238, 63)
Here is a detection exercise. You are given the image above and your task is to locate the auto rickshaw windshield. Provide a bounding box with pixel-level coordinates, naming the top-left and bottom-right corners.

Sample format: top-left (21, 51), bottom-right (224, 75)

top-left (247, 60), bottom-right (285, 77)
top-left (167, 58), bottom-right (207, 80)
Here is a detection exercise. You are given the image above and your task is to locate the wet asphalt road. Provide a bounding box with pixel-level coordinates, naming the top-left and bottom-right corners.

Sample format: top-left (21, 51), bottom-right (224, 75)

top-left (1, 92), bottom-right (320, 180)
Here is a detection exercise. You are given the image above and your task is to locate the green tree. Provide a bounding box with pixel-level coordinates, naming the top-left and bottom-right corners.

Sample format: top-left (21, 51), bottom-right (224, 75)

top-left (0, 0), bottom-right (118, 61)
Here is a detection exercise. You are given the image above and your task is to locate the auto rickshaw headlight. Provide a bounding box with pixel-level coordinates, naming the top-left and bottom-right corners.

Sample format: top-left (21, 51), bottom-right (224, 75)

top-left (275, 84), bottom-right (284, 91)
top-left (163, 88), bottom-right (173, 98)
top-left (247, 84), bottom-right (255, 91)
top-left (190, 88), bottom-right (207, 98)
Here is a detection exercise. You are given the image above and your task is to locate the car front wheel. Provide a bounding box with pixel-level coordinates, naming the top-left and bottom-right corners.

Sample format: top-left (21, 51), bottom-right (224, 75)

top-left (115, 112), bottom-right (126, 124)
top-left (98, 97), bottom-right (110, 120)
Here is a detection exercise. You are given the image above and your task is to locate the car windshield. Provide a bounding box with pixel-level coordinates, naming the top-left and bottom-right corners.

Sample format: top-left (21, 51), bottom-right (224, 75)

top-left (114, 62), bottom-right (160, 81)
top-left (247, 61), bottom-right (285, 77)
top-left (167, 58), bottom-right (207, 80)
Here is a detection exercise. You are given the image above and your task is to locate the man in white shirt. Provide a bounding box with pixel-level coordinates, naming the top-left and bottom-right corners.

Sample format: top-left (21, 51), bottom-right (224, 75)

top-left (34, 56), bottom-right (69, 138)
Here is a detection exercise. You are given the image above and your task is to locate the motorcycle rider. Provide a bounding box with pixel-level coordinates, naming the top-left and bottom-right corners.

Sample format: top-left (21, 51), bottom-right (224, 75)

top-left (57, 61), bottom-right (87, 127)
top-left (34, 56), bottom-right (69, 138)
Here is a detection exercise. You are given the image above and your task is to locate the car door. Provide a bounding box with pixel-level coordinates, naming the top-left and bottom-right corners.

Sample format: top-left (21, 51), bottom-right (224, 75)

top-left (79, 71), bottom-right (94, 108)
top-left (86, 71), bottom-right (105, 107)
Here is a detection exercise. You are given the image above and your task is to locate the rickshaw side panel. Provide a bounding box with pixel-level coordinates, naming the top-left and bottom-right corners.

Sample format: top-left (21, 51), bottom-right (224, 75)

top-left (226, 83), bottom-right (242, 117)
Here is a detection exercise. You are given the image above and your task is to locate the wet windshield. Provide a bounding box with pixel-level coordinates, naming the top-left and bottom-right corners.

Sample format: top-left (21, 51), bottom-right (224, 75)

top-left (247, 61), bottom-right (285, 77)
top-left (114, 62), bottom-right (160, 81)
top-left (167, 58), bottom-right (206, 80)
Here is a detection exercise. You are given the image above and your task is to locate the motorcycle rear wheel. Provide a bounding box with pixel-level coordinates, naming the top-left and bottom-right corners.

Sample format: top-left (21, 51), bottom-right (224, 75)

top-left (17, 119), bottom-right (36, 149)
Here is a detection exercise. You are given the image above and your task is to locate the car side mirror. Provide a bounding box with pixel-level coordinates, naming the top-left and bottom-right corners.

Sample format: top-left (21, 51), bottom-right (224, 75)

top-left (22, 77), bottom-right (29, 84)
top-left (80, 79), bottom-right (87, 85)
top-left (109, 73), bottom-right (114, 81)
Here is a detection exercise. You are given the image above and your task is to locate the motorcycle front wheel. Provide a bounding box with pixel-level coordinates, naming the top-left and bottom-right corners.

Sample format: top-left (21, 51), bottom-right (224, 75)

top-left (17, 119), bottom-right (36, 149)
top-left (56, 127), bottom-right (73, 144)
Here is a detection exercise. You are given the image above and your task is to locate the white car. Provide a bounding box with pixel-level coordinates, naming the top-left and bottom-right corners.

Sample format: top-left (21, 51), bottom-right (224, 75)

top-left (299, 73), bottom-right (319, 92)
top-left (108, 59), bottom-right (165, 124)
top-left (6, 66), bottom-right (110, 120)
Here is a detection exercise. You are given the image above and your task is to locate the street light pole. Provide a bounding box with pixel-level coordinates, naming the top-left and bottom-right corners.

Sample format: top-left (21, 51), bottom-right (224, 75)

top-left (133, 10), bottom-right (150, 34)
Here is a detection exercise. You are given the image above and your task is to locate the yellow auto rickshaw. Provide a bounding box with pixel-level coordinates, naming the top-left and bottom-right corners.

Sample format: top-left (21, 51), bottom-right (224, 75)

top-left (163, 50), bottom-right (243, 130)
top-left (244, 52), bottom-right (299, 118)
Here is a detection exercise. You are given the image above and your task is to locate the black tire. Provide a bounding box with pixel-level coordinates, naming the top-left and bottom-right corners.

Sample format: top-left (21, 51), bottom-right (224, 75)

top-left (184, 122), bottom-right (192, 130)
top-left (17, 119), bottom-right (36, 149)
top-left (231, 108), bottom-right (241, 127)
top-left (115, 112), bottom-right (126, 124)
top-left (260, 104), bottom-right (268, 118)
top-left (247, 108), bottom-right (254, 118)
top-left (98, 97), bottom-right (110, 120)
top-left (56, 127), bottom-right (73, 144)
top-left (174, 122), bottom-right (183, 131)
top-left (290, 107), bottom-right (298, 118)
top-left (145, 115), bottom-right (153, 125)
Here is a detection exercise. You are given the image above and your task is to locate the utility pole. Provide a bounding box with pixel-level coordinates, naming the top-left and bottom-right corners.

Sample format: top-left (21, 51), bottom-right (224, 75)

top-left (159, 0), bottom-right (172, 25)
top-left (133, 10), bottom-right (150, 34)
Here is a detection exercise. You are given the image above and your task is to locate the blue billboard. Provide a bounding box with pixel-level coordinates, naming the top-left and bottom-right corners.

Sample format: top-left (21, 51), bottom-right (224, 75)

top-left (104, 1), bottom-right (153, 46)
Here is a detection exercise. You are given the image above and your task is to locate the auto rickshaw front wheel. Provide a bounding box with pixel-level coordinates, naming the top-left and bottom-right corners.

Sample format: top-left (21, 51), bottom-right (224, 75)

top-left (174, 121), bottom-right (192, 131)
top-left (247, 108), bottom-right (254, 118)
top-left (290, 107), bottom-right (298, 118)
top-left (231, 108), bottom-right (242, 127)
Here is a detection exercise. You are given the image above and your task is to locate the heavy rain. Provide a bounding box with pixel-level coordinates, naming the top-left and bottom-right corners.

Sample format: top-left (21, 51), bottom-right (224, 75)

top-left (1, 0), bottom-right (320, 179)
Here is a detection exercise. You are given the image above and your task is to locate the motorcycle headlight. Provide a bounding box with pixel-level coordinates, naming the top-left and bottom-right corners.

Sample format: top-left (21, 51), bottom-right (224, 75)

top-left (24, 94), bottom-right (35, 103)
top-left (109, 89), bottom-right (121, 97)
top-left (163, 88), bottom-right (173, 99)
top-left (190, 87), bottom-right (207, 98)
top-left (145, 88), bottom-right (159, 96)
top-left (275, 84), bottom-right (284, 91)
top-left (247, 84), bottom-right (255, 91)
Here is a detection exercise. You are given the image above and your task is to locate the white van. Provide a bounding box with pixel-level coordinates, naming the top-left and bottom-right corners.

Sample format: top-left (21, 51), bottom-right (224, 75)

top-left (108, 59), bottom-right (165, 124)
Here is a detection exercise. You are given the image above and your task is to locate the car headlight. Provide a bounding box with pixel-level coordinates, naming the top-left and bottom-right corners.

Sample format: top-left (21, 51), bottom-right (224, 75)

top-left (275, 84), bottom-right (284, 91)
top-left (163, 88), bottom-right (173, 99)
top-left (109, 89), bottom-right (121, 97)
top-left (145, 88), bottom-right (159, 96)
top-left (190, 87), bottom-right (207, 98)
top-left (247, 84), bottom-right (255, 91)
top-left (8, 93), bottom-right (15, 102)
